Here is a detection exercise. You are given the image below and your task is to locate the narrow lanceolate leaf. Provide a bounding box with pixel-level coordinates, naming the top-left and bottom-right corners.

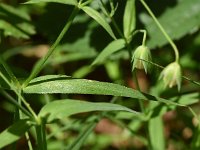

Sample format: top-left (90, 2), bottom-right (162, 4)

top-left (92, 39), bottom-right (126, 65)
top-left (123, 0), bottom-right (136, 40)
top-left (25, 0), bottom-right (77, 5)
top-left (149, 117), bottom-right (165, 150)
top-left (0, 119), bottom-right (31, 149)
top-left (23, 75), bottom-right (183, 106)
top-left (39, 99), bottom-right (138, 123)
top-left (82, 6), bottom-right (116, 39)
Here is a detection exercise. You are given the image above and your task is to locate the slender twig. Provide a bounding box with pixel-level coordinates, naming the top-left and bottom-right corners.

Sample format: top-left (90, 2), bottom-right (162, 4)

top-left (133, 70), bottom-right (145, 113)
top-left (25, 132), bottom-right (33, 150)
top-left (140, 0), bottom-right (179, 62)
top-left (23, 6), bottom-right (80, 87)
top-left (0, 56), bottom-right (20, 86)
top-left (100, 0), bottom-right (124, 38)
top-left (0, 89), bottom-right (33, 119)
top-left (99, 2), bottom-right (146, 113)
top-left (135, 58), bottom-right (200, 87)
top-left (0, 50), bottom-right (34, 149)
top-left (0, 71), bottom-right (38, 121)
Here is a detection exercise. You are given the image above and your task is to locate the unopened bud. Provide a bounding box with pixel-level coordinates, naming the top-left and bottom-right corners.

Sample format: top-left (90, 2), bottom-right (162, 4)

top-left (159, 62), bottom-right (182, 91)
top-left (132, 45), bottom-right (152, 73)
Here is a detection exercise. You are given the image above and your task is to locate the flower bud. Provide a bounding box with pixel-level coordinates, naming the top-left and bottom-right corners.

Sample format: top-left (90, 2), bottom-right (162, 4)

top-left (159, 62), bottom-right (182, 91)
top-left (132, 45), bottom-right (152, 73)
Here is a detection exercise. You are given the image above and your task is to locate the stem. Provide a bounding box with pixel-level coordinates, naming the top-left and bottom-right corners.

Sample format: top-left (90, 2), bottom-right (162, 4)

top-left (42, 121), bottom-right (47, 150)
top-left (133, 70), bottom-right (145, 113)
top-left (140, 0), bottom-right (179, 62)
top-left (111, 17), bottom-right (124, 38)
top-left (100, 0), bottom-right (124, 38)
top-left (0, 89), bottom-right (33, 119)
top-left (141, 30), bottom-right (147, 46)
top-left (66, 122), bottom-right (97, 150)
top-left (36, 119), bottom-right (47, 150)
top-left (36, 125), bottom-right (43, 150)
top-left (25, 132), bottom-right (33, 150)
top-left (0, 56), bottom-right (34, 149)
top-left (0, 56), bottom-right (20, 86)
top-left (126, 43), bottom-right (146, 114)
top-left (0, 71), bottom-right (38, 121)
top-left (130, 29), bottom-right (147, 46)
top-left (23, 6), bottom-right (80, 87)
top-left (66, 97), bottom-right (118, 150)
top-left (136, 58), bottom-right (200, 87)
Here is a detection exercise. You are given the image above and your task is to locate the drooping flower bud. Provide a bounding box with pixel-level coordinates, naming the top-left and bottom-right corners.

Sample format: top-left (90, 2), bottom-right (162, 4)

top-left (132, 45), bottom-right (152, 73)
top-left (159, 62), bottom-right (182, 91)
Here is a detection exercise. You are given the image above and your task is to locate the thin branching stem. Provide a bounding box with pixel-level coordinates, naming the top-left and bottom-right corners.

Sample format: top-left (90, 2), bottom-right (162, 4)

top-left (100, 2), bottom-right (146, 113)
top-left (25, 133), bottom-right (33, 150)
top-left (140, 0), bottom-right (179, 62)
top-left (0, 71), bottom-right (38, 121)
top-left (23, 6), bottom-right (80, 87)
top-left (0, 89), bottom-right (33, 119)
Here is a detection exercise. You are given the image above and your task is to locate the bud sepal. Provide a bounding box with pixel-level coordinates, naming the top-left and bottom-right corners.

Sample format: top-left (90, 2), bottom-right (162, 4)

top-left (132, 45), bottom-right (152, 73)
top-left (159, 62), bottom-right (182, 91)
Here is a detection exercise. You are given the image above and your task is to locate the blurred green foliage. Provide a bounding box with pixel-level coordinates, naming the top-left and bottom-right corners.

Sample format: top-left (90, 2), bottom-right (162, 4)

top-left (0, 0), bottom-right (199, 150)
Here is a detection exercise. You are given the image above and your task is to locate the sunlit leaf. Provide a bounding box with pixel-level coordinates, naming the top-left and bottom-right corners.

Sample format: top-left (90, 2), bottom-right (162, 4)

top-left (149, 117), bottom-right (165, 150)
top-left (82, 6), bottom-right (116, 39)
top-left (92, 39), bottom-right (126, 65)
top-left (23, 75), bottom-right (183, 106)
top-left (25, 0), bottom-right (77, 5)
top-left (173, 93), bottom-right (200, 105)
top-left (123, 0), bottom-right (136, 40)
top-left (39, 99), bottom-right (138, 123)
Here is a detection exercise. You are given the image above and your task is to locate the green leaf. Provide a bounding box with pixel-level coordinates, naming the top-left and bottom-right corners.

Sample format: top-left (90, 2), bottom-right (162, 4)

top-left (0, 4), bottom-right (35, 39)
top-left (141, 0), bottom-right (200, 48)
top-left (0, 119), bottom-right (31, 149)
top-left (173, 93), bottom-right (200, 105)
top-left (149, 116), bottom-right (165, 150)
top-left (92, 39), bottom-right (126, 65)
top-left (25, 0), bottom-right (77, 5)
top-left (23, 75), bottom-right (183, 106)
top-left (82, 6), bottom-right (116, 39)
top-left (123, 0), bottom-right (136, 40)
top-left (39, 99), bottom-right (138, 123)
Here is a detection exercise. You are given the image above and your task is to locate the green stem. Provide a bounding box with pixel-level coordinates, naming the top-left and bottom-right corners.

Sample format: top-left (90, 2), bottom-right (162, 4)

top-left (0, 89), bottom-right (33, 119)
top-left (19, 91), bottom-right (34, 150)
top-left (136, 58), bottom-right (200, 87)
top-left (36, 119), bottom-right (47, 150)
top-left (66, 97), bottom-right (118, 150)
top-left (66, 122), bottom-right (97, 150)
top-left (100, 0), bottom-right (124, 38)
top-left (23, 6), bottom-right (80, 87)
top-left (130, 29), bottom-right (147, 46)
top-left (0, 56), bottom-right (20, 86)
top-left (25, 132), bottom-right (33, 150)
top-left (140, 0), bottom-right (179, 62)
top-left (0, 71), bottom-right (38, 121)
top-left (133, 70), bottom-right (145, 113)
top-left (111, 17), bottom-right (124, 39)
top-left (42, 122), bottom-right (47, 150)
top-left (36, 125), bottom-right (43, 150)
top-left (0, 56), bottom-right (34, 149)
top-left (140, 30), bottom-right (147, 46)
top-left (126, 43), bottom-right (146, 114)
top-left (105, 10), bottom-right (146, 113)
